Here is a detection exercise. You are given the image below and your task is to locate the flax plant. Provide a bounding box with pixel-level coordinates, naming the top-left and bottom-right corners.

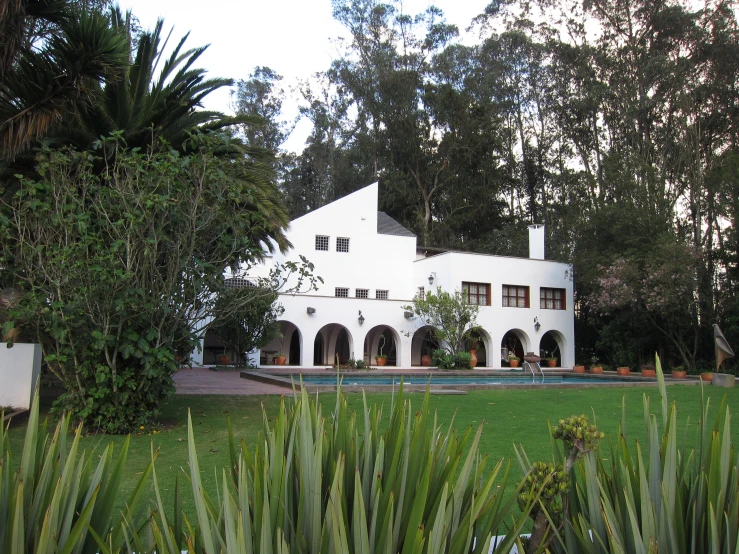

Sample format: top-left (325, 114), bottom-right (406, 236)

top-left (149, 381), bottom-right (530, 553)
top-left (0, 390), bottom-right (154, 554)
top-left (518, 355), bottom-right (739, 554)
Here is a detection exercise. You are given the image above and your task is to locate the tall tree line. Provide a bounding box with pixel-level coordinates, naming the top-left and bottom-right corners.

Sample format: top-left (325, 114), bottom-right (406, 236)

top-left (233, 0), bottom-right (739, 370)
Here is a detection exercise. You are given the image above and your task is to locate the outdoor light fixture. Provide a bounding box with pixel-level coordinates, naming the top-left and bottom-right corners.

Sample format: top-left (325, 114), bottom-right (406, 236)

top-left (428, 272), bottom-right (436, 285)
top-left (404, 311), bottom-right (414, 319)
top-left (307, 307), bottom-right (316, 314)
top-left (358, 310), bottom-right (365, 325)
top-left (534, 317), bottom-right (541, 332)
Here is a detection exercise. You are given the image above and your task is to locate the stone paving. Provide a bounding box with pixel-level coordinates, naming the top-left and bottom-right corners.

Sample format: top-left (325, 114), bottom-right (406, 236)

top-left (174, 367), bottom-right (288, 395)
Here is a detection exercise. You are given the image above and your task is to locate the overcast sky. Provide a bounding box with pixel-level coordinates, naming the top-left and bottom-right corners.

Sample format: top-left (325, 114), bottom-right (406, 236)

top-left (116, 0), bottom-right (492, 151)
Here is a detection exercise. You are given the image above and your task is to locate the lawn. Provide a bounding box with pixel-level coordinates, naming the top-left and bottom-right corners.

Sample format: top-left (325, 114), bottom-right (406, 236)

top-left (7, 383), bottom-right (739, 521)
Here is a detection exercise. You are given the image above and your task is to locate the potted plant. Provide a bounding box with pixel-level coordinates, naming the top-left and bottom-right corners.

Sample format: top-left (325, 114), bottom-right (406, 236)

top-left (275, 353), bottom-right (287, 365)
top-left (545, 357), bottom-right (558, 368)
top-left (700, 370), bottom-right (713, 382)
top-left (376, 335), bottom-right (388, 366)
top-left (466, 327), bottom-right (482, 368)
top-left (573, 364), bottom-right (586, 373)
top-left (640, 362), bottom-right (656, 378)
top-left (217, 348), bottom-right (230, 365)
top-left (589, 358), bottom-right (603, 374)
top-left (508, 354), bottom-right (520, 368)
top-left (421, 347), bottom-right (432, 367)
top-left (616, 366), bottom-right (631, 376)
top-left (671, 365), bottom-right (687, 379)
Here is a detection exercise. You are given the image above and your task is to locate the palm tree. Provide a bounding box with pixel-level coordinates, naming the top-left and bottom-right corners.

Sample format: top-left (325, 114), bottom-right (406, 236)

top-left (0, 1), bottom-right (128, 160)
top-left (51, 9), bottom-right (248, 155)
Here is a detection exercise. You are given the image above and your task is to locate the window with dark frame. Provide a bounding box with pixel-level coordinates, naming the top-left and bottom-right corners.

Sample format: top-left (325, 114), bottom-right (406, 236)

top-left (376, 289), bottom-right (389, 300)
top-left (540, 287), bottom-right (565, 310)
top-left (336, 237), bottom-right (350, 253)
top-left (461, 282), bottom-right (490, 305)
top-left (315, 235), bottom-right (329, 251)
top-left (335, 287), bottom-right (349, 298)
top-left (502, 285), bottom-right (529, 308)
top-left (417, 286), bottom-right (425, 299)
top-left (355, 288), bottom-right (369, 299)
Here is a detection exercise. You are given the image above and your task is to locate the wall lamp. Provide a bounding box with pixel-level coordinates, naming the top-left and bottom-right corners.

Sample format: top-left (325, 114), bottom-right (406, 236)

top-left (358, 310), bottom-right (365, 325)
top-left (428, 272), bottom-right (436, 285)
top-left (307, 307), bottom-right (316, 314)
top-left (534, 317), bottom-right (541, 332)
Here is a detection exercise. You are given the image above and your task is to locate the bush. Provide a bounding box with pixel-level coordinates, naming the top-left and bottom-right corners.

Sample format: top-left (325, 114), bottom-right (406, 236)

top-left (432, 348), bottom-right (454, 369)
top-left (453, 351), bottom-right (473, 369)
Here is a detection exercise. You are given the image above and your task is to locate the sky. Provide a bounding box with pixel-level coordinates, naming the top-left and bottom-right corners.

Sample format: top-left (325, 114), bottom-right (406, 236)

top-left (116, 0), bottom-right (493, 152)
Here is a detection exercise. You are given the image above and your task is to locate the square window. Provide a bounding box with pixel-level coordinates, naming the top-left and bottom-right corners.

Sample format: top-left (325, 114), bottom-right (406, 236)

top-left (462, 282), bottom-right (490, 306)
top-left (502, 285), bottom-right (529, 308)
top-left (336, 237), bottom-right (350, 253)
top-left (540, 288), bottom-right (565, 310)
top-left (315, 235), bottom-right (329, 251)
top-left (335, 287), bottom-right (349, 298)
top-left (356, 288), bottom-right (369, 299)
top-left (376, 289), bottom-right (389, 300)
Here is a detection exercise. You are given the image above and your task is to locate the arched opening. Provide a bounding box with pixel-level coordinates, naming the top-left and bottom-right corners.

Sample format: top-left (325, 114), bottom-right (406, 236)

top-left (259, 321), bottom-right (301, 366)
top-left (363, 325), bottom-right (400, 366)
top-left (466, 327), bottom-right (492, 367)
top-left (501, 329), bottom-right (530, 367)
top-left (313, 324), bottom-right (353, 366)
top-left (539, 330), bottom-right (565, 367)
top-left (202, 328), bottom-right (231, 365)
top-left (410, 326), bottom-right (440, 366)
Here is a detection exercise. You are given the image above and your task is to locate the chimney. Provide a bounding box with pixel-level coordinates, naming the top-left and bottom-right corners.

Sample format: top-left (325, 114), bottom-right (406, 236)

top-left (528, 224), bottom-right (545, 259)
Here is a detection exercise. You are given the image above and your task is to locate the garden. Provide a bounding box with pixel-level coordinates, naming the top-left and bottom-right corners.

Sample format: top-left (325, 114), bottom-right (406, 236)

top-left (4, 362), bottom-right (739, 553)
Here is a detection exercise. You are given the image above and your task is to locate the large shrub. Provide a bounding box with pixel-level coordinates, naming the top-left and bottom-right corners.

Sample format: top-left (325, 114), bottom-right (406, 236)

top-left (0, 133), bottom-right (318, 432)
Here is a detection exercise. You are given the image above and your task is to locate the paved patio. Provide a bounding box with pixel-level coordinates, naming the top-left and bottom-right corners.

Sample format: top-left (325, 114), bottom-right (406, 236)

top-left (174, 367), bottom-right (288, 395)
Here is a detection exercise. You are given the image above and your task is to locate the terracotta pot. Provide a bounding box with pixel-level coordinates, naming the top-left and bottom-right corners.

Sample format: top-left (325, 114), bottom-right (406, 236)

top-left (700, 372), bottom-right (713, 382)
top-left (376, 357), bottom-right (387, 366)
top-left (547, 359), bottom-right (557, 368)
top-left (671, 370), bottom-right (687, 379)
top-left (573, 365), bottom-right (585, 373)
top-left (217, 354), bottom-right (230, 365)
top-left (469, 349), bottom-right (478, 368)
top-left (276, 355), bottom-right (287, 365)
top-left (421, 354), bottom-right (432, 367)
top-left (641, 369), bottom-right (656, 378)
top-left (590, 366), bottom-right (603, 374)
top-left (509, 359), bottom-right (519, 368)
top-left (616, 367), bottom-right (631, 376)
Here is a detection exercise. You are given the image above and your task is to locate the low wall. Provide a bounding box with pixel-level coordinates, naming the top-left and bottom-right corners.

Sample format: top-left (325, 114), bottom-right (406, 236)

top-left (0, 343), bottom-right (42, 410)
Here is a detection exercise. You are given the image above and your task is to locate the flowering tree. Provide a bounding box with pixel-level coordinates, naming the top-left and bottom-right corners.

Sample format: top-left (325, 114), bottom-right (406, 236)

top-left (589, 240), bottom-right (701, 369)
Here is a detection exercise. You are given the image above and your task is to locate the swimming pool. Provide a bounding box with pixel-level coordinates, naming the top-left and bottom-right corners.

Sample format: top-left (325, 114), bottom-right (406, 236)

top-left (239, 370), bottom-right (693, 392)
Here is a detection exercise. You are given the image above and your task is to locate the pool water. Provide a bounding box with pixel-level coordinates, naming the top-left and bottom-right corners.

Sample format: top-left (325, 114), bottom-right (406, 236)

top-left (289, 375), bottom-right (635, 386)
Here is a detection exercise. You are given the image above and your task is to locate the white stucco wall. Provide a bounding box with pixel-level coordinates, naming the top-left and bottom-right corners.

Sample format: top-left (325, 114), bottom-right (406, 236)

top-left (200, 182), bottom-right (576, 369)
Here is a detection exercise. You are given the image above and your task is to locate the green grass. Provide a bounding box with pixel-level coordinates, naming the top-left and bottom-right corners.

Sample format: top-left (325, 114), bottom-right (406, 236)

top-left (7, 384), bottom-right (739, 521)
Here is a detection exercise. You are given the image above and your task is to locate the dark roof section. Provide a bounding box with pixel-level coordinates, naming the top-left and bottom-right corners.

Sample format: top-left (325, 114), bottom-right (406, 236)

top-left (377, 211), bottom-right (416, 238)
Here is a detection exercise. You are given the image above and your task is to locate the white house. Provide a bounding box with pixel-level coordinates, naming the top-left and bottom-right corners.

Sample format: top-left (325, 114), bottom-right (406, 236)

top-left (193, 182), bottom-right (575, 369)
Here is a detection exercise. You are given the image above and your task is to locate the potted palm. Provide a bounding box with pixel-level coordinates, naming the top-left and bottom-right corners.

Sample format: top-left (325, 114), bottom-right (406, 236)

top-left (466, 327), bottom-right (482, 368)
top-left (508, 354), bottom-right (520, 368)
top-left (375, 335), bottom-right (388, 366)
